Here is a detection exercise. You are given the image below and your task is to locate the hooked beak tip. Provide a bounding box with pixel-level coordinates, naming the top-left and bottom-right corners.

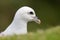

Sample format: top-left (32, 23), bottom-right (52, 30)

top-left (34, 19), bottom-right (41, 24)
top-left (36, 19), bottom-right (41, 24)
top-left (33, 16), bottom-right (41, 24)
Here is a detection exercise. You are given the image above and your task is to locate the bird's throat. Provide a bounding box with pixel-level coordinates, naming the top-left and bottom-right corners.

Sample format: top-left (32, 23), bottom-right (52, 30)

top-left (3, 19), bottom-right (28, 35)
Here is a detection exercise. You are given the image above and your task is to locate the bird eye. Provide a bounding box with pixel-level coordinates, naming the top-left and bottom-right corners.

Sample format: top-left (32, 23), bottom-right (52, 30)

top-left (29, 12), bottom-right (33, 15)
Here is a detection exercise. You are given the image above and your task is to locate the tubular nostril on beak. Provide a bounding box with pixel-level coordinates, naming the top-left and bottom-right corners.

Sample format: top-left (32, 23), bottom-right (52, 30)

top-left (33, 16), bottom-right (39, 19)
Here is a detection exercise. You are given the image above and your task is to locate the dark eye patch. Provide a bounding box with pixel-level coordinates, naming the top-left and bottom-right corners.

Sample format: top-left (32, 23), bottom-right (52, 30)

top-left (29, 12), bottom-right (33, 15)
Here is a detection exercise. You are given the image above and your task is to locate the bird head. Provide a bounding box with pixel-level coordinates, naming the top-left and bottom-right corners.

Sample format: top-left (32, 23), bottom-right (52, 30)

top-left (15, 6), bottom-right (41, 24)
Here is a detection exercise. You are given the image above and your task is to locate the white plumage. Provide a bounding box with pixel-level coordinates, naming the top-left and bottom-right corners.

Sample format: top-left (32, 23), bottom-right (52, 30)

top-left (0, 6), bottom-right (41, 36)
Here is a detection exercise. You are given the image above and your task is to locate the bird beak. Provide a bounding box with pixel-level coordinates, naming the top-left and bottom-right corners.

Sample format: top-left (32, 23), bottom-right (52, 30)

top-left (33, 17), bottom-right (41, 24)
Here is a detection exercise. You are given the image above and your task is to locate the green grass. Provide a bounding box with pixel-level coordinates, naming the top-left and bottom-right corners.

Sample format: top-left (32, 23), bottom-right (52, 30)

top-left (0, 26), bottom-right (60, 40)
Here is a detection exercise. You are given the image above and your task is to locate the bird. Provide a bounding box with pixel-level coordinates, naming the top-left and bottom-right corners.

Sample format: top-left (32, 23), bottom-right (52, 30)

top-left (0, 6), bottom-right (41, 36)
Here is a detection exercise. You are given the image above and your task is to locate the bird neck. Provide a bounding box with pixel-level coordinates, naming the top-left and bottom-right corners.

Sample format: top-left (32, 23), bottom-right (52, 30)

top-left (12, 19), bottom-right (27, 33)
top-left (4, 18), bottom-right (28, 34)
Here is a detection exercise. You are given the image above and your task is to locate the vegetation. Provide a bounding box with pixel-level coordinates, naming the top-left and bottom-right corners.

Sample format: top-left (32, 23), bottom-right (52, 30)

top-left (0, 26), bottom-right (60, 40)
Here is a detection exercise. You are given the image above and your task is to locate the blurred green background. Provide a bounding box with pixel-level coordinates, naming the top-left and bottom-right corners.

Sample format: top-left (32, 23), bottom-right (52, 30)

top-left (0, 0), bottom-right (60, 32)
